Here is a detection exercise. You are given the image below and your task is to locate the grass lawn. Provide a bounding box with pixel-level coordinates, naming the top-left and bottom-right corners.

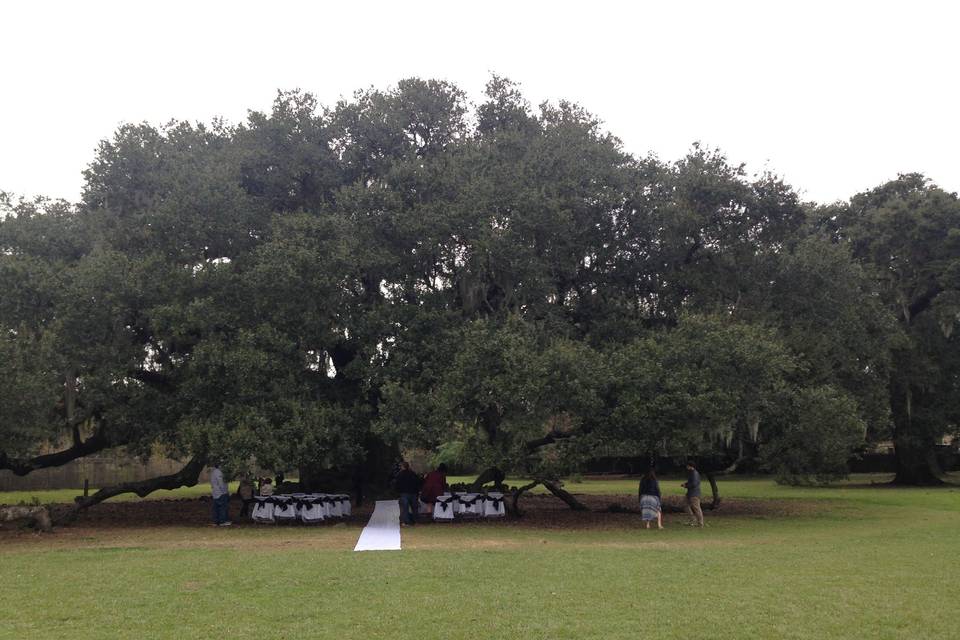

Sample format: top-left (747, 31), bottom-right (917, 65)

top-left (1, 475), bottom-right (958, 639)
top-left (0, 483), bottom-right (239, 506)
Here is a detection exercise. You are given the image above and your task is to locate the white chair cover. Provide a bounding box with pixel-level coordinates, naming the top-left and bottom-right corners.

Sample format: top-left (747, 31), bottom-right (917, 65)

top-left (298, 496), bottom-right (325, 523)
top-left (457, 493), bottom-right (484, 517)
top-left (484, 492), bottom-right (506, 517)
top-left (418, 499), bottom-right (433, 515)
top-left (273, 496), bottom-right (298, 521)
top-left (336, 495), bottom-right (352, 516)
top-left (327, 495), bottom-right (343, 518)
top-left (251, 492), bottom-right (353, 524)
top-left (252, 496), bottom-right (275, 523)
top-left (312, 494), bottom-right (330, 518)
top-left (432, 495), bottom-right (456, 521)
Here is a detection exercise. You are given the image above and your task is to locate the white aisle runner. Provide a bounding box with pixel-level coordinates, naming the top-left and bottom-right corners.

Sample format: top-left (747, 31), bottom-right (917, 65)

top-left (353, 500), bottom-right (402, 551)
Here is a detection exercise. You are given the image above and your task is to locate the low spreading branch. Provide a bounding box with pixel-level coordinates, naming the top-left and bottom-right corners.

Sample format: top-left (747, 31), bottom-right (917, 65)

top-left (540, 479), bottom-right (589, 511)
top-left (506, 477), bottom-right (590, 516)
top-left (54, 453), bottom-right (207, 526)
top-left (469, 467), bottom-right (506, 492)
top-left (508, 480), bottom-right (540, 516)
top-left (0, 431), bottom-right (112, 476)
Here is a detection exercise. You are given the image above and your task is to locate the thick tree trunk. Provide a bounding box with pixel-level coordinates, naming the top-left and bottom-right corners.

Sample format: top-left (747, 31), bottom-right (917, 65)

top-left (704, 472), bottom-right (722, 510)
top-left (53, 453), bottom-right (207, 525)
top-left (540, 479), bottom-right (589, 511)
top-left (892, 434), bottom-right (944, 485)
top-left (299, 436), bottom-right (399, 500)
top-left (891, 388), bottom-right (944, 486)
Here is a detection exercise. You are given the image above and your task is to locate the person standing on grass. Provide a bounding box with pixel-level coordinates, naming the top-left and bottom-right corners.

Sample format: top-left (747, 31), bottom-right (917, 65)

top-left (639, 468), bottom-right (663, 529)
top-left (420, 463), bottom-right (449, 513)
top-left (210, 462), bottom-right (232, 527)
top-left (682, 461), bottom-right (704, 527)
top-left (394, 461), bottom-right (421, 526)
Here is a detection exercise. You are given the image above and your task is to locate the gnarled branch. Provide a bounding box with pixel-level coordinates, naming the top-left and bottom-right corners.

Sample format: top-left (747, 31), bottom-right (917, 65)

top-left (0, 430), bottom-right (112, 476)
top-left (508, 480), bottom-right (540, 517)
top-left (469, 467), bottom-right (506, 492)
top-left (54, 453), bottom-right (207, 525)
top-left (540, 479), bottom-right (589, 511)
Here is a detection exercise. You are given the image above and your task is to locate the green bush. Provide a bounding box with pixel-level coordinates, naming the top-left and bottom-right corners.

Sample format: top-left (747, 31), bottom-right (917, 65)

top-left (430, 440), bottom-right (473, 474)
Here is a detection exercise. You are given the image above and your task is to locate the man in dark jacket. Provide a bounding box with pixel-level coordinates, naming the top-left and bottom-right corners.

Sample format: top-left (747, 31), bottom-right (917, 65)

top-left (682, 461), bottom-right (704, 527)
top-left (394, 461), bottom-right (421, 525)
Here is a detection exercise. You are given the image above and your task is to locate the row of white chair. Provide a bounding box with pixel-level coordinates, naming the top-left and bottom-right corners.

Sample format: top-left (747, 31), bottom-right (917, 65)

top-left (427, 492), bottom-right (506, 520)
top-left (251, 494), bottom-right (352, 524)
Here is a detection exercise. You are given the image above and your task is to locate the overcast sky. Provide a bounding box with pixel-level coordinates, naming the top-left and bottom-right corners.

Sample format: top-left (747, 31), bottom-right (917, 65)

top-left (2, 0), bottom-right (957, 205)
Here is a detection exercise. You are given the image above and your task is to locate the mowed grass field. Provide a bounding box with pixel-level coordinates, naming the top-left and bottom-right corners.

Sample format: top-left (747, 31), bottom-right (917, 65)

top-left (0, 483), bottom-right (234, 505)
top-left (1, 475), bottom-right (958, 640)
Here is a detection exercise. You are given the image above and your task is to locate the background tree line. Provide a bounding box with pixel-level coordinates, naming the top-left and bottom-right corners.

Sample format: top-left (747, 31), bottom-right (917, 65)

top-left (1, 77), bottom-right (957, 518)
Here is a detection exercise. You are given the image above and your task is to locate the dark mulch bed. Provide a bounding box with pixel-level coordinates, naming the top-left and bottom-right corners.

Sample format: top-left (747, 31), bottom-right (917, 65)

top-left (43, 496), bottom-right (375, 530)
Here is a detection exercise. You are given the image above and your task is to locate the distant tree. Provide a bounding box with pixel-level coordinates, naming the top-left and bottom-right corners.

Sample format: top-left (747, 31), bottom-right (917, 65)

top-left (822, 175), bottom-right (960, 484)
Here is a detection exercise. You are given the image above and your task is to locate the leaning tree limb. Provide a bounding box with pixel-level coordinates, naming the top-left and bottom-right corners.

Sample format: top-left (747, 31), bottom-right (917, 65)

top-left (703, 471), bottom-right (722, 510)
top-left (508, 480), bottom-right (541, 517)
top-left (53, 453), bottom-right (207, 526)
top-left (0, 430), bottom-right (112, 476)
top-left (540, 479), bottom-right (589, 511)
top-left (469, 467), bottom-right (506, 492)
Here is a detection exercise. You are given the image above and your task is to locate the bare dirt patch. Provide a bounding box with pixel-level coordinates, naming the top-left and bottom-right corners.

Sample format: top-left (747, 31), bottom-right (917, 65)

top-left (0, 492), bottom-right (817, 552)
top-left (499, 493), bottom-right (817, 530)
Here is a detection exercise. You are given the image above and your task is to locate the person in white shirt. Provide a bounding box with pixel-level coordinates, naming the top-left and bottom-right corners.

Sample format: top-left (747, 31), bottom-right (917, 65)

top-left (210, 463), bottom-right (231, 526)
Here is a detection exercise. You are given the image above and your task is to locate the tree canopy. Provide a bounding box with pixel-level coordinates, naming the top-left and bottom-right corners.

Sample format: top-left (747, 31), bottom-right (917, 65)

top-left (1, 77), bottom-right (956, 518)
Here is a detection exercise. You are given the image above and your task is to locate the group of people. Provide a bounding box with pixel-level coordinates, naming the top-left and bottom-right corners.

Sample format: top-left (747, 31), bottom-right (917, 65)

top-left (393, 461), bottom-right (448, 525)
top-left (637, 461), bottom-right (706, 528)
top-left (209, 463), bottom-right (284, 526)
top-left (213, 459), bottom-right (707, 529)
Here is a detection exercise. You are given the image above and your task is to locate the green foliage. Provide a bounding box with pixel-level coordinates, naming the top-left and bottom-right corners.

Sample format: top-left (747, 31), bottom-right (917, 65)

top-left (609, 315), bottom-right (795, 456)
top-left (757, 237), bottom-right (899, 435)
top-left (821, 174), bottom-right (960, 482)
top-left (762, 386), bottom-right (867, 485)
top-left (428, 440), bottom-right (469, 471)
top-left (4, 77), bottom-right (953, 491)
top-left (0, 329), bottom-right (59, 456)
